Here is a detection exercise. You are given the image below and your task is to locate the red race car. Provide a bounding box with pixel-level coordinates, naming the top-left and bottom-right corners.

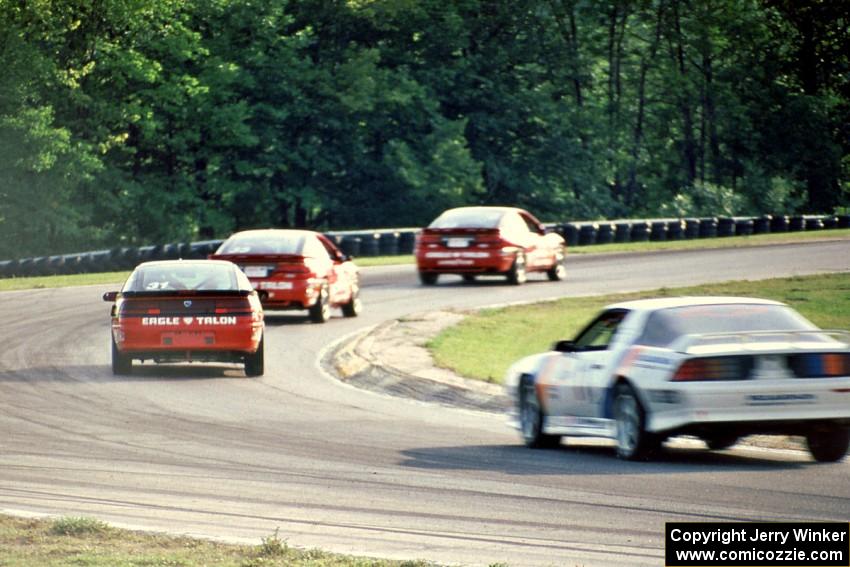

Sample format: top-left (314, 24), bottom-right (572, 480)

top-left (415, 206), bottom-right (566, 285)
top-left (210, 229), bottom-right (361, 323)
top-left (103, 260), bottom-right (265, 376)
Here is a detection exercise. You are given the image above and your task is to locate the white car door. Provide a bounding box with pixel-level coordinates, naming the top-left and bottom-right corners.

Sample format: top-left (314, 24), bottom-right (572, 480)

top-left (557, 309), bottom-right (631, 418)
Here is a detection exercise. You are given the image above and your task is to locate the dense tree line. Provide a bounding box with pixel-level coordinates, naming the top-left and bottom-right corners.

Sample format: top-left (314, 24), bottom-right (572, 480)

top-left (1, 0), bottom-right (847, 258)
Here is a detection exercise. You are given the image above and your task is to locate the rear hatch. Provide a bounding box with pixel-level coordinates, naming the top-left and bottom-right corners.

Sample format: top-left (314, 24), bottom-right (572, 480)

top-left (211, 253), bottom-right (304, 280)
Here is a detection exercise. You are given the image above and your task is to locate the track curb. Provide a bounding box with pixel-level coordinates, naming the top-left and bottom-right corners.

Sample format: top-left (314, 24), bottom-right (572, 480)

top-left (322, 310), bottom-right (510, 413)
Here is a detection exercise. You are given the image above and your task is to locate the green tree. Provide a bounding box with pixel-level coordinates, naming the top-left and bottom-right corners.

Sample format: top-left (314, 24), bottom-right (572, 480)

top-left (0, 0), bottom-right (101, 258)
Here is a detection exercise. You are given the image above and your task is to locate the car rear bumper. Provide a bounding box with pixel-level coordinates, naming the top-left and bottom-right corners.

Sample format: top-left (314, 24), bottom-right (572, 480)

top-left (249, 277), bottom-right (320, 308)
top-left (657, 417), bottom-right (850, 439)
top-left (114, 320), bottom-right (262, 354)
top-left (416, 249), bottom-right (515, 274)
top-left (118, 349), bottom-right (257, 363)
top-left (644, 380), bottom-right (850, 434)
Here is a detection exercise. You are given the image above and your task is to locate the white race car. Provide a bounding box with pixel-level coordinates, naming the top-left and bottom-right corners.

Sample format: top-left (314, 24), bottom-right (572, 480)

top-left (505, 297), bottom-right (850, 461)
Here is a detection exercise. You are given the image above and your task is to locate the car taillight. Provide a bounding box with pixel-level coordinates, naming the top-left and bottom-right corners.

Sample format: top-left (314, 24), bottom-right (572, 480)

top-left (214, 302), bottom-right (241, 313)
top-left (119, 300), bottom-right (159, 317)
top-left (275, 263), bottom-right (312, 278)
top-left (788, 353), bottom-right (850, 378)
top-left (212, 298), bottom-right (253, 315)
top-left (474, 234), bottom-right (501, 248)
top-left (416, 234), bottom-right (440, 247)
top-left (671, 356), bottom-right (753, 381)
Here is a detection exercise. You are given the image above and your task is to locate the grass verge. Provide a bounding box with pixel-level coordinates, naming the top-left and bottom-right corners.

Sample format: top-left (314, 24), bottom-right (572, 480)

top-left (0, 271), bottom-right (131, 292)
top-left (354, 254), bottom-right (415, 267)
top-left (0, 514), bottom-right (439, 567)
top-left (428, 272), bottom-right (850, 384)
top-left (567, 228), bottom-right (850, 255)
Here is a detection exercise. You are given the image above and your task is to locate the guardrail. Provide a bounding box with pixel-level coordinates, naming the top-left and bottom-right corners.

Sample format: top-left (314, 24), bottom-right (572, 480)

top-left (1, 214), bottom-right (847, 279)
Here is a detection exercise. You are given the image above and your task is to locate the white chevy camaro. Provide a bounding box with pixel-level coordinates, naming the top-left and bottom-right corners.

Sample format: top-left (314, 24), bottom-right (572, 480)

top-left (504, 297), bottom-right (850, 461)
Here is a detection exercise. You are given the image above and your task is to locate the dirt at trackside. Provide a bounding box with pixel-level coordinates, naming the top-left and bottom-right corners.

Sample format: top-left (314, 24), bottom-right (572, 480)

top-left (324, 310), bottom-right (510, 413)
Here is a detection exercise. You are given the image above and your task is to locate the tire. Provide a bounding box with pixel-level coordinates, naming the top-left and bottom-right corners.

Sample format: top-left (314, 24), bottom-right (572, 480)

top-left (309, 285), bottom-right (331, 323)
top-left (703, 434), bottom-right (739, 451)
top-left (419, 272), bottom-right (438, 285)
top-left (244, 336), bottom-right (264, 377)
top-left (519, 377), bottom-right (561, 449)
top-left (613, 383), bottom-right (659, 460)
top-left (111, 338), bottom-right (132, 375)
top-left (546, 247), bottom-right (567, 281)
top-left (507, 253), bottom-right (527, 285)
top-left (806, 426), bottom-right (849, 463)
top-left (341, 287), bottom-right (362, 318)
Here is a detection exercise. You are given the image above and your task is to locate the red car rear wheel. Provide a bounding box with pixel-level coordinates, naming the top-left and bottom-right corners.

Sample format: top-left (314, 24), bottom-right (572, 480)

top-left (547, 247), bottom-right (567, 281)
top-left (342, 288), bottom-right (362, 317)
top-left (419, 272), bottom-right (438, 286)
top-left (309, 285), bottom-right (331, 323)
top-left (245, 335), bottom-right (264, 377)
top-left (507, 253), bottom-right (527, 285)
top-left (111, 339), bottom-right (132, 375)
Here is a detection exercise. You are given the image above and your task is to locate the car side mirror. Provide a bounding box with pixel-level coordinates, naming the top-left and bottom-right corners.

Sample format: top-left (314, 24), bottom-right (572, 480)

top-left (552, 339), bottom-right (576, 353)
top-left (103, 291), bottom-right (119, 302)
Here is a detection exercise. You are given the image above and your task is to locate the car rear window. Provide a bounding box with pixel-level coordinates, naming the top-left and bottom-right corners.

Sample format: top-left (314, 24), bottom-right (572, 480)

top-left (429, 209), bottom-right (505, 229)
top-left (637, 304), bottom-right (816, 347)
top-left (124, 264), bottom-right (240, 292)
top-left (216, 233), bottom-right (305, 255)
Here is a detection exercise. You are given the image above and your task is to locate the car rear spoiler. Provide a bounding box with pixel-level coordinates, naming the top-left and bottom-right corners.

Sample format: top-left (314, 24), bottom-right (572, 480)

top-left (674, 330), bottom-right (850, 354)
top-left (210, 253), bottom-right (304, 262)
top-left (119, 289), bottom-right (254, 298)
top-left (421, 227), bottom-right (500, 235)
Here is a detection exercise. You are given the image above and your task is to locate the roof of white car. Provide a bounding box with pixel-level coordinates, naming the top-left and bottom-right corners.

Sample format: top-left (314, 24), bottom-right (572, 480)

top-left (607, 296), bottom-right (786, 312)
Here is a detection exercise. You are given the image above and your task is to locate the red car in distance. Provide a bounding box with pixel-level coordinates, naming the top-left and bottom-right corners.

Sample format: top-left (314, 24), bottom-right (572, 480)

top-left (415, 206), bottom-right (566, 285)
top-left (103, 260), bottom-right (265, 376)
top-left (210, 229), bottom-right (361, 323)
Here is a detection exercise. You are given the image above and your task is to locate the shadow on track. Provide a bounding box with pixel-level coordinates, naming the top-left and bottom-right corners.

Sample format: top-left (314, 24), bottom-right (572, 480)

top-left (0, 364), bottom-right (252, 382)
top-left (422, 274), bottom-right (562, 288)
top-left (399, 442), bottom-right (809, 475)
top-left (262, 313), bottom-right (313, 326)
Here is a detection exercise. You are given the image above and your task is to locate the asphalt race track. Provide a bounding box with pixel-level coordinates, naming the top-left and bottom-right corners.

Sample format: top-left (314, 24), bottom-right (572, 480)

top-left (1, 241), bottom-right (849, 566)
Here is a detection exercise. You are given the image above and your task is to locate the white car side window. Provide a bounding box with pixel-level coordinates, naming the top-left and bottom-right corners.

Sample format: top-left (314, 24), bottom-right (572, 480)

top-left (574, 310), bottom-right (629, 350)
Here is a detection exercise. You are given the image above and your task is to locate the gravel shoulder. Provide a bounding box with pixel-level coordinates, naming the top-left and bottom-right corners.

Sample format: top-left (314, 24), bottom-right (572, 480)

top-left (323, 310), bottom-right (510, 413)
